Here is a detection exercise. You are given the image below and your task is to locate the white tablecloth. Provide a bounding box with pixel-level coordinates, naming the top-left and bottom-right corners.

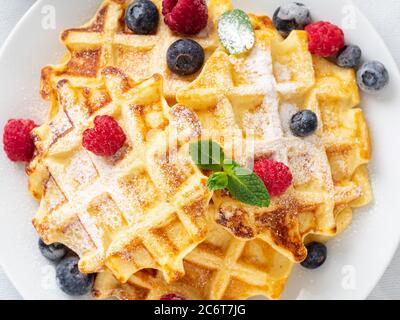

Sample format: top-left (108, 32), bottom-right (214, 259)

top-left (0, 0), bottom-right (399, 300)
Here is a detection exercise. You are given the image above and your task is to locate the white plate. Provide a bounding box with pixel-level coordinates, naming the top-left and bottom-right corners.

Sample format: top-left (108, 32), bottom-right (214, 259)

top-left (0, 0), bottom-right (399, 300)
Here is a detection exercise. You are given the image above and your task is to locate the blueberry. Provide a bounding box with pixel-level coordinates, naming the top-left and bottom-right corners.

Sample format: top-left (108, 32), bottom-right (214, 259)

top-left (337, 45), bottom-right (362, 68)
top-left (38, 238), bottom-right (67, 262)
top-left (290, 110), bottom-right (318, 137)
top-left (273, 2), bottom-right (312, 37)
top-left (357, 61), bottom-right (389, 93)
top-left (167, 39), bottom-right (205, 76)
top-left (56, 257), bottom-right (94, 296)
top-left (125, 0), bottom-right (159, 35)
top-left (301, 242), bottom-right (327, 269)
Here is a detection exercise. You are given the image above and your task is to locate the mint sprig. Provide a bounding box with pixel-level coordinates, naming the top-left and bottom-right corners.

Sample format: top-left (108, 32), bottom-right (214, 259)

top-left (190, 141), bottom-right (270, 208)
top-left (207, 172), bottom-right (229, 191)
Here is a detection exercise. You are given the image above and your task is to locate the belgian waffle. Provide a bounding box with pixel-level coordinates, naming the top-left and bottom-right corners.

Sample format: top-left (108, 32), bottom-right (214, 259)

top-left (93, 206), bottom-right (293, 300)
top-left (40, 0), bottom-right (233, 103)
top-left (28, 70), bottom-right (211, 283)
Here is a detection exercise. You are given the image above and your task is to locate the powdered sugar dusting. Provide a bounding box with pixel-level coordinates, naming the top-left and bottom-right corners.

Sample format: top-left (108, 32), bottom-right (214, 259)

top-left (241, 45), bottom-right (272, 88)
top-left (276, 82), bottom-right (300, 94)
top-left (68, 151), bottom-right (99, 189)
top-left (225, 41), bottom-right (334, 201)
top-left (274, 63), bottom-right (292, 82)
top-left (280, 103), bottom-right (298, 134)
top-left (229, 46), bottom-right (284, 140)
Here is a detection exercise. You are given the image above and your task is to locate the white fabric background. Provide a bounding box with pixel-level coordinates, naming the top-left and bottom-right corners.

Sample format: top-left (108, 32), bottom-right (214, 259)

top-left (0, 0), bottom-right (399, 300)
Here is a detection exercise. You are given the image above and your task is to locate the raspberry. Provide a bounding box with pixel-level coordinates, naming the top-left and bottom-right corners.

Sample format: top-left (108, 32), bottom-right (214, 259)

top-left (3, 119), bottom-right (37, 162)
top-left (160, 293), bottom-right (186, 300)
top-left (253, 159), bottom-right (293, 197)
top-left (162, 0), bottom-right (208, 35)
top-left (305, 21), bottom-right (345, 57)
top-left (82, 115), bottom-right (126, 157)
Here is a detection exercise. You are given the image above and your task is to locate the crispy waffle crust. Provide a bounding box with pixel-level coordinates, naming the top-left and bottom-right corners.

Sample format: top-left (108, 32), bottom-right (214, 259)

top-left (177, 23), bottom-right (372, 262)
top-left (40, 0), bottom-right (233, 103)
top-left (93, 206), bottom-right (293, 300)
top-left (28, 69), bottom-right (212, 282)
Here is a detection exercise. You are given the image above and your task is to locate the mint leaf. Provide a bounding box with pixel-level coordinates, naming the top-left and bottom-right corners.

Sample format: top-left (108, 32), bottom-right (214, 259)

top-left (218, 9), bottom-right (255, 55)
top-left (222, 159), bottom-right (241, 173)
top-left (190, 140), bottom-right (225, 171)
top-left (190, 139), bottom-right (270, 208)
top-left (207, 172), bottom-right (229, 191)
top-left (226, 166), bottom-right (270, 207)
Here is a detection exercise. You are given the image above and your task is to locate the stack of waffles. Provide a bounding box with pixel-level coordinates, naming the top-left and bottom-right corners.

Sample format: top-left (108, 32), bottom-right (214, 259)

top-left (27, 0), bottom-right (372, 300)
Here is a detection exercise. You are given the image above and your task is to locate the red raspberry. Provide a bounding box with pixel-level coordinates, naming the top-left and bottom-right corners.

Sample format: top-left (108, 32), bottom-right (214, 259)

top-left (3, 119), bottom-right (37, 162)
top-left (162, 0), bottom-right (208, 35)
top-left (82, 115), bottom-right (126, 157)
top-left (160, 293), bottom-right (186, 300)
top-left (305, 21), bottom-right (345, 57)
top-left (253, 159), bottom-right (293, 197)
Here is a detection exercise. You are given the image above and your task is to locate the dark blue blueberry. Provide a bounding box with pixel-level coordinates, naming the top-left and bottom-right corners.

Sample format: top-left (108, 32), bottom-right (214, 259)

top-left (56, 257), bottom-right (94, 296)
top-left (290, 110), bottom-right (318, 137)
top-left (337, 45), bottom-right (362, 68)
top-left (301, 242), bottom-right (327, 269)
top-left (357, 61), bottom-right (389, 93)
top-left (167, 39), bottom-right (205, 76)
top-left (38, 238), bottom-right (67, 262)
top-left (273, 2), bottom-right (312, 37)
top-left (125, 0), bottom-right (159, 35)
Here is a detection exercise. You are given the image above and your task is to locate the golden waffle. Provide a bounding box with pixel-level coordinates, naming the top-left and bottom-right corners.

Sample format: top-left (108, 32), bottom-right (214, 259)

top-left (177, 26), bottom-right (372, 263)
top-left (272, 34), bottom-right (372, 240)
top-left (312, 57), bottom-right (372, 209)
top-left (40, 0), bottom-right (233, 103)
top-left (301, 57), bottom-right (373, 243)
top-left (28, 70), bottom-right (212, 283)
top-left (93, 206), bottom-right (293, 300)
